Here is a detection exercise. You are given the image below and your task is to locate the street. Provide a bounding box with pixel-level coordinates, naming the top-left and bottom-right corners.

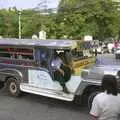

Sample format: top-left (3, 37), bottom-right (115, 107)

top-left (0, 92), bottom-right (89, 120)
top-left (0, 54), bottom-right (119, 120)
top-left (0, 0), bottom-right (119, 119)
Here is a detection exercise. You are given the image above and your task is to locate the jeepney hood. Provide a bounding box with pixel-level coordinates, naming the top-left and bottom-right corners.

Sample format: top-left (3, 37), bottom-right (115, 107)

top-left (81, 65), bottom-right (120, 82)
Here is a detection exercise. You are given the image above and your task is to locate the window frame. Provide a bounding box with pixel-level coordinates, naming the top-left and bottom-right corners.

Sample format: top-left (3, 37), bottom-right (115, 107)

top-left (0, 46), bottom-right (35, 61)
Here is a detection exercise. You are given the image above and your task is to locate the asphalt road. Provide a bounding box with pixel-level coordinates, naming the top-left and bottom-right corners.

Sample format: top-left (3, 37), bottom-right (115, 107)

top-left (0, 92), bottom-right (89, 120)
top-left (0, 53), bottom-right (119, 120)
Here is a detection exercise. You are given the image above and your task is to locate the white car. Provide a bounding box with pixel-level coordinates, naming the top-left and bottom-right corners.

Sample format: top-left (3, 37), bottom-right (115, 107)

top-left (115, 49), bottom-right (120, 59)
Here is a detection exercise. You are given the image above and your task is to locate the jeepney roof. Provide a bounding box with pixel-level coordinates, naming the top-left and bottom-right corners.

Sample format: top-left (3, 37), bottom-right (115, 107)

top-left (0, 38), bottom-right (77, 49)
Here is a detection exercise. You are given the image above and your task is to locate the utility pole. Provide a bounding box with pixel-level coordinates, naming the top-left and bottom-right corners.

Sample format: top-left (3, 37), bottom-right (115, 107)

top-left (18, 11), bottom-right (21, 39)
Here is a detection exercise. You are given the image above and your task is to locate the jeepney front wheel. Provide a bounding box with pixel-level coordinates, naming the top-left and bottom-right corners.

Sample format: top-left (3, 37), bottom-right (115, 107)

top-left (0, 81), bottom-right (4, 89)
top-left (6, 77), bottom-right (21, 97)
top-left (88, 91), bottom-right (100, 110)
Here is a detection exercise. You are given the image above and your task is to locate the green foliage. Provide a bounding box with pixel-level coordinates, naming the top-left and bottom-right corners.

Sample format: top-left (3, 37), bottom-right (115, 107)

top-left (0, 0), bottom-right (119, 40)
top-left (58, 0), bottom-right (120, 40)
top-left (0, 9), bottom-right (18, 38)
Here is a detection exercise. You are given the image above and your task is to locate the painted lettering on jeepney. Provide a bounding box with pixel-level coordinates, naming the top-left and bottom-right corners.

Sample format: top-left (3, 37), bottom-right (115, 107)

top-left (36, 73), bottom-right (47, 81)
top-left (28, 69), bottom-right (54, 89)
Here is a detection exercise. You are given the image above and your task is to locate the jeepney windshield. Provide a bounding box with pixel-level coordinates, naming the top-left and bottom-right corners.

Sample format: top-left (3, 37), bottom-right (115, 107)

top-left (52, 44), bottom-right (95, 76)
top-left (54, 49), bottom-right (72, 65)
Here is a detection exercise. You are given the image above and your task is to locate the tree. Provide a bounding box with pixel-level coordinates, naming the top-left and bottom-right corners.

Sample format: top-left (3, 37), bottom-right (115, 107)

top-left (0, 8), bottom-right (19, 38)
top-left (57, 0), bottom-right (120, 40)
top-left (0, 1), bottom-right (119, 40)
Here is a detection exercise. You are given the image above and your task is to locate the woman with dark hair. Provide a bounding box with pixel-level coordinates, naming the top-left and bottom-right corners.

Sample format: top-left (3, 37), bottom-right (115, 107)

top-left (90, 75), bottom-right (120, 120)
top-left (101, 75), bottom-right (118, 95)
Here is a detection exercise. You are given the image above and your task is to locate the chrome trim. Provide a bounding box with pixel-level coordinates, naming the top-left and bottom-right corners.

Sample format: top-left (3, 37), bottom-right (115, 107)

top-left (82, 79), bottom-right (101, 85)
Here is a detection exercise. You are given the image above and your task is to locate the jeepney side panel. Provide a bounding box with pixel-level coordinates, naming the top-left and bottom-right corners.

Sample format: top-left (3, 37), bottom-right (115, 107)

top-left (0, 46), bottom-right (36, 83)
top-left (27, 68), bottom-right (63, 90)
top-left (0, 63), bottom-right (34, 83)
top-left (74, 79), bottom-right (101, 96)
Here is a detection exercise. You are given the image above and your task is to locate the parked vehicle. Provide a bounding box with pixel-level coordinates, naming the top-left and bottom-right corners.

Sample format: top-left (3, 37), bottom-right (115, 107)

top-left (0, 38), bottom-right (95, 105)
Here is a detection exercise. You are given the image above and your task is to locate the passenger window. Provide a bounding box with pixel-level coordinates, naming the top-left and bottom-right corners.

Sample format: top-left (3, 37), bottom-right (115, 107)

top-left (41, 51), bottom-right (49, 60)
top-left (0, 48), bottom-right (11, 58)
top-left (0, 47), bottom-right (34, 60)
top-left (0, 53), bottom-right (11, 58)
top-left (16, 48), bottom-right (34, 60)
top-left (40, 49), bottom-right (50, 69)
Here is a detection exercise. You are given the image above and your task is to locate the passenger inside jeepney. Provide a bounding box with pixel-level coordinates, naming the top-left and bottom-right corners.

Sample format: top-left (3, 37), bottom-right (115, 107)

top-left (64, 50), bottom-right (72, 65)
top-left (40, 60), bottom-right (48, 68)
top-left (72, 48), bottom-right (78, 57)
top-left (62, 51), bottom-right (73, 80)
top-left (51, 51), bottom-right (70, 94)
top-left (40, 51), bottom-right (49, 69)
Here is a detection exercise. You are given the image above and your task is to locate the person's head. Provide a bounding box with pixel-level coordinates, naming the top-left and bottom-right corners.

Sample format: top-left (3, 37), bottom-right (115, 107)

top-left (101, 75), bottom-right (118, 96)
top-left (41, 60), bottom-right (47, 68)
top-left (58, 52), bottom-right (64, 59)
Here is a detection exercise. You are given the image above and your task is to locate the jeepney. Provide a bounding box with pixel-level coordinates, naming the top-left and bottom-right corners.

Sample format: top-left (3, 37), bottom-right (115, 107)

top-left (0, 38), bottom-right (95, 104)
top-left (81, 65), bottom-right (120, 108)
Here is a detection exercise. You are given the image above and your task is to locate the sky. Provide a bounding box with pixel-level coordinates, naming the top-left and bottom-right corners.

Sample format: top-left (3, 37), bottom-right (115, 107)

top-left (0, 0), bottom-right (60, 10)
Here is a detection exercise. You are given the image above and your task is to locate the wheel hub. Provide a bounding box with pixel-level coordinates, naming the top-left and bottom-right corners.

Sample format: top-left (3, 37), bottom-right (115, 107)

top-left (9, 82), bottom-right (17, 93)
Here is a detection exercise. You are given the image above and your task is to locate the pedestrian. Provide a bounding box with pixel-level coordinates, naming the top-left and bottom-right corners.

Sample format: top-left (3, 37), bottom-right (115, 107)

top-left (90, 74), bottom-right (120, 120)
top-left (95, 49), bottom-right (97, 57)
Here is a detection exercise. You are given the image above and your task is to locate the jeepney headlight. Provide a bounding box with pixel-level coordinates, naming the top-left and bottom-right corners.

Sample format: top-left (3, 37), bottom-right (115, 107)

top-left (81, 69), bottom-right (89, 79)
top-left (81, 67), bottom-right (104, 80)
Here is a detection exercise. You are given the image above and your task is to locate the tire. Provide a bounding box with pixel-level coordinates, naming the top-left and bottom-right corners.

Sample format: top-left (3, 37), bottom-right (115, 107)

top-left (6, 77), bottom-right (21, 97)
top-left (0, 81), bottom-right (4, 89)
top-left (88, 91), bottom-right (100, 110)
